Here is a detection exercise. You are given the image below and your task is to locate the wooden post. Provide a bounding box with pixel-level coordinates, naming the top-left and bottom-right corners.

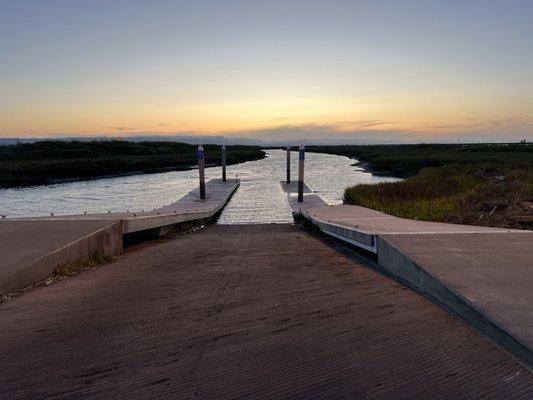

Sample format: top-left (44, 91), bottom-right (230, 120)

top-left (198, 145), bottom-right (205, 199)
top-left (286, 145), bottom-right (291, 184)
top-left (222, 145), bottom-right (227, 181)
top-left (298, 144), bottom-right (304, 203)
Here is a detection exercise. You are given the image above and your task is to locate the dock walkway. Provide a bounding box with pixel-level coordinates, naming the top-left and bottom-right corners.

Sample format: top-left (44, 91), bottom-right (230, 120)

top-left (0, 179), bottom-right (238, 295)
top-left (280, 181), bottom-right (327, 213)
top-left (1, 224), bottom-right (531, 399)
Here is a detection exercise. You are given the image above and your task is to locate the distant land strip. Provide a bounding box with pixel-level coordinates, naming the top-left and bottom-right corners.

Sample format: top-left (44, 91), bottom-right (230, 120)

top-left (0, 140), bottom-right (265, 188)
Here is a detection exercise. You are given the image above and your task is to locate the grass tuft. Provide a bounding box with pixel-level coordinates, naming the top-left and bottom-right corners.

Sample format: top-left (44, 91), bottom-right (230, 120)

top-left (54, 251), bottom-right (114, 276)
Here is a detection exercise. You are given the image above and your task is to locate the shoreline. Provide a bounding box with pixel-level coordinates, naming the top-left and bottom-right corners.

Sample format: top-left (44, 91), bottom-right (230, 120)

top-left (0, 150), bottom-right (266, 190)
top-left (349, 157), bottom-right (398, 177)
top-left (0, 156), bottom-right (265, 190)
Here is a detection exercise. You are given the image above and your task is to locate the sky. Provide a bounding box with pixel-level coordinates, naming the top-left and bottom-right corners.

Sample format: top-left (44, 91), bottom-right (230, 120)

top-left (1, 0), bottom-right (532, 143)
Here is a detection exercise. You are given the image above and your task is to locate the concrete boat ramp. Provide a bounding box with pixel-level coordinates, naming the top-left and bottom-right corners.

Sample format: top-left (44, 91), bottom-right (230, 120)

top-left (1, 178), bottom-right (533, 398)
top-left (283, 182), bottom-right (533, 367)
top-left (2, 224), bottom-right (533, 399)
top-left (0, 179), bottom-right (239, 295)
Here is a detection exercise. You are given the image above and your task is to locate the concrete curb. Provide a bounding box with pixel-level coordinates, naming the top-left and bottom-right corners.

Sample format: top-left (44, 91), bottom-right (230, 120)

top-left (1, 220), bottom-right (123, 295)
top-left (1, 179), bottom-right (240, 296)
top-left (377, 237), bottom-right (533, 367)
top-left (292, 204), bottom-right (533, 368)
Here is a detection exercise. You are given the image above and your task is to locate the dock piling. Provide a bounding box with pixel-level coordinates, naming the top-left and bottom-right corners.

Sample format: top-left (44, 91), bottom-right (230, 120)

top-left (298, 144), bottom-right (305, 203)
top-left (222, 145), bottom-right (227, 182)
top-left (286, 145), bottom-right (291, 184)
top-left (198, 145), bottom-right (206, 199)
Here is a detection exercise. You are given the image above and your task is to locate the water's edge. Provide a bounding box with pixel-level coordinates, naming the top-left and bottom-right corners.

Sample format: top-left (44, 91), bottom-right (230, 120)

top-left (1, 150), bottom-right (398, 224)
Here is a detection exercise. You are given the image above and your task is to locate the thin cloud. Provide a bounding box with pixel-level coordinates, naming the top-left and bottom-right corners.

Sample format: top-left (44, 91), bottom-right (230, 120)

top-left (436, 123), bottom-right (471, 130)
top-left (486, 117), bottom-right (531, 131)
top-left (342, 120), bottom-right (395, 129)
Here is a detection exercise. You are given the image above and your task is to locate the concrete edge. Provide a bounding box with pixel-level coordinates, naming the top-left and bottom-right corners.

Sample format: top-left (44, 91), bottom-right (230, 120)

top-left (301, 210), bottom-right (377, 253)
top-left (123, 179), bottom-right (239, 233)
top-left (0, 221), bottom-right (123, 295)
top-left (209, 179), bottom-right (240, 216)
top-left (124, 211), bottom-right (207, 233)
top-left (124, 180), bottom-right (240, 233)
top-left (279, 181), bottom-right (328, 215)
top-left (123, 181), bottom-right (240, 243)
top-left (296, 208), bottom-right (532, 367)
top-left (377, 236), bottom-right (533, 368)
top-left (1, 180), bottom-right (239, 295)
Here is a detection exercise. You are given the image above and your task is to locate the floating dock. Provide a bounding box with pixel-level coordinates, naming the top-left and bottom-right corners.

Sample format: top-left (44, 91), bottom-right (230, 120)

top-left (280, 181), bottom-right (327, 212)
top-left (0, 179), bottom-right (239, 295)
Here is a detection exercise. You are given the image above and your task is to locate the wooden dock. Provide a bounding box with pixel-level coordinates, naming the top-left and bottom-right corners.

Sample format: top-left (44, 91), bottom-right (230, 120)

top-left (0, 179), bottom-right (238, 295)
top-left (1, 224), bottom-right (532, 399)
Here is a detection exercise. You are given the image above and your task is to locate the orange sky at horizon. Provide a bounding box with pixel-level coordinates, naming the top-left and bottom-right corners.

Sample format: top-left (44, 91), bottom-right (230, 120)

top-left (2, 95), bottom-right (531, 140)
top-left (2, 1), bottom-right (532, 142)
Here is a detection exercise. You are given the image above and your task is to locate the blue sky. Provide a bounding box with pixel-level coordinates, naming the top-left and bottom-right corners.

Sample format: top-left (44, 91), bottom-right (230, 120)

top-left (1, 0), bottom-right (532, 142)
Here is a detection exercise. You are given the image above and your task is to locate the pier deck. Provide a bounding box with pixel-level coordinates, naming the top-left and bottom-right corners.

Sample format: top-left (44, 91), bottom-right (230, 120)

top-left (1, 224), bottom-right (531, 399)
top-left (0, 179), bottom-right (238, 295)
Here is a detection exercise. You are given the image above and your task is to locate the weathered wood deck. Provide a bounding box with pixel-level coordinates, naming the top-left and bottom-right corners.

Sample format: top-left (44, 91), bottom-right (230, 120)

top-left (1, 224), bottom-right (531, 399)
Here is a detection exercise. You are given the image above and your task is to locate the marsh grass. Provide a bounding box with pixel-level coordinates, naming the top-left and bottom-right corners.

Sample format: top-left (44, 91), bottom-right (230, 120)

top-left (324, 144), bottom-right (533, 229)
top-left (1, 251), bottom-right (116, 303)
top-left (54, 251), bottom-right (114, 276)
top-left (307, 143), bottom-right (533, 177)
top-left (344, 168), bottom-right (478, 220)
top-left (344, 166), bottom-right (533, 228)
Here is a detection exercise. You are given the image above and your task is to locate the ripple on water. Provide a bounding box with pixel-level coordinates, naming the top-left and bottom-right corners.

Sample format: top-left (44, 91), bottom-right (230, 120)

top-left (0, 150), bottom-right (398, 224)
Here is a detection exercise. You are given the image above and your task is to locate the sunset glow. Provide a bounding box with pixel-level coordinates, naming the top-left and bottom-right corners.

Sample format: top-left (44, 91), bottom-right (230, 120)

top-left (1, 0), bottom-right (532, 142)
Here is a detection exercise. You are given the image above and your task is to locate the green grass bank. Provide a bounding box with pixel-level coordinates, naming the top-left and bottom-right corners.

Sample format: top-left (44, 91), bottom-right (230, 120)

top-left (307, 144), bottom-right (533, 230)
top-left (0, 140), bottom-right (265, 188)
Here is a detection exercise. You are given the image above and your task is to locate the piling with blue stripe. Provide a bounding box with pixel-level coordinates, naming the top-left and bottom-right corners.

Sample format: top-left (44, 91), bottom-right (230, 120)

top-left (298, 144), bottom-right (305, 203)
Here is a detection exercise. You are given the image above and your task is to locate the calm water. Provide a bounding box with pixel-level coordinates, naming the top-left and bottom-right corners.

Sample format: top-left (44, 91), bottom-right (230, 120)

top-left (0, 150), bottom-right (397, 223)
